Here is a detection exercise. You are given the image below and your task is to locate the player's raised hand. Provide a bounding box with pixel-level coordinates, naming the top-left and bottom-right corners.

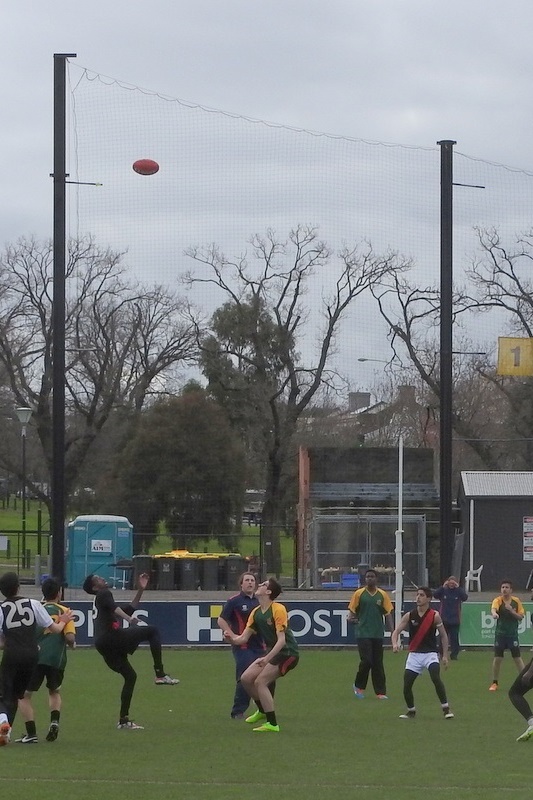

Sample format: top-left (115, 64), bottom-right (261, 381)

top-left (138, 573), bottom-right (150, 590)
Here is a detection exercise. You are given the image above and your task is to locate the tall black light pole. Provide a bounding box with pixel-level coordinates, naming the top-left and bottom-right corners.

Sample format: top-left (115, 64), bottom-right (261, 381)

top-left (52, 53), bottom-right (76, 586)
top-left (437, 139), bottom-right (456, 580)
top-left (15, 407), bottom-right (33, 569)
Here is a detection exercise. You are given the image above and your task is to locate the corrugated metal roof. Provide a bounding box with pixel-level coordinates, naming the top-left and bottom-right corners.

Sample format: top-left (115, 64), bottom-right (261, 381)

top-left (460, 471), bottom-right (533, 497)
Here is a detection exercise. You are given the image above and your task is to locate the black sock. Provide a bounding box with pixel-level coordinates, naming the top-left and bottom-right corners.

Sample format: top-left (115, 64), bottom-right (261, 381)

top-left (266, 711), bottom-right (277, 726)
top-left (26, 721), bottom-right (37, 738)
top-left (51, 710), bottom-right (60, 724)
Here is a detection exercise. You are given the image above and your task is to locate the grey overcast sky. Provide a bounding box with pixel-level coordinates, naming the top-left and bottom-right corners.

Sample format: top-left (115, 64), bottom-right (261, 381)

top-left (3, 1), bottom-right (533, 387)
top-left (4, 0), bottom-right (533, 244)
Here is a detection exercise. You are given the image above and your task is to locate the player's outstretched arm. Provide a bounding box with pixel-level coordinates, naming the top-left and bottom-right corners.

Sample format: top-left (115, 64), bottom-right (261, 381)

top-left (47, 609), bottom-right (74, 635)
top-left (130, 573), bottom-right (149, 608)
top-left (114, 606), bottom-right (139, 625)
top-left (224, 627), bottom-right (253, 646)
top-left (391, 612), bottom-right (409, 651)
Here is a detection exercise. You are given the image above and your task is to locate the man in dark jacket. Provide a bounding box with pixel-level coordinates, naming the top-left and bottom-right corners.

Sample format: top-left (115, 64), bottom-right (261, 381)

top-left (433, 576), bottom-right (468, 660)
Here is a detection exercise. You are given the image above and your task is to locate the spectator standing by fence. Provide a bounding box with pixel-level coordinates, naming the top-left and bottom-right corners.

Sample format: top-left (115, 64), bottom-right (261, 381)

top-left (433, 576), bottom-right (468, 660)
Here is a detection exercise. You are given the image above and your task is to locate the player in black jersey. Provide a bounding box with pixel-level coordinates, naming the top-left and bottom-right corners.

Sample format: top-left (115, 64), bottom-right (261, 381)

top-left (83, 571), bottom-right (179, 730)
top-left (0, 572), bottom-right (73, 746)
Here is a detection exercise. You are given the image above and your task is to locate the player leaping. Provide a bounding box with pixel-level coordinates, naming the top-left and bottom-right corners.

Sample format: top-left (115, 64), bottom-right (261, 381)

top-left (83, 571), bottom-right (178, 730)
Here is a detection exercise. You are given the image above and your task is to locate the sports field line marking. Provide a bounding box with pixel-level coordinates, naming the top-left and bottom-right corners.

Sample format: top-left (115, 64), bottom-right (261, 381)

top-left (0, 777), bottom-right (523, 792)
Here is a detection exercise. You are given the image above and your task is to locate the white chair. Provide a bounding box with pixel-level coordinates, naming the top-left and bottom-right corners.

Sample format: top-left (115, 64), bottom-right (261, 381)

top-left (465, 564), bottom-right (483, 592)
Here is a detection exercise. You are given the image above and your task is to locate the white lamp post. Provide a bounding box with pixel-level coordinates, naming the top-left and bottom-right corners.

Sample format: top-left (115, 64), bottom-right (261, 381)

top-left (15, 407), bottom-right (33, 568)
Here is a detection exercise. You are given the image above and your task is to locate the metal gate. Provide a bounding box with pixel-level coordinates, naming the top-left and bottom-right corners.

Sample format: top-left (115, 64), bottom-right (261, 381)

top-left (310, 513), bottom-right (427, 589)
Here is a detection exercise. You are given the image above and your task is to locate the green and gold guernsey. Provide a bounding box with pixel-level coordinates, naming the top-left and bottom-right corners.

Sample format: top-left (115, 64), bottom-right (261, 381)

top-left (37, 601), bottom-right (76, 670)
top-left (246, 602), bottom-right (299, 657)
top-left (348, 587), bottom-right (393, 638)
top-left (491, 595), bottom-right (525, 638)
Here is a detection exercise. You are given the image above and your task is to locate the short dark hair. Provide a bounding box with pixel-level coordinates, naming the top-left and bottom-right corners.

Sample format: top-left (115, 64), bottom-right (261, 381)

top-left (267, 577), bottom-right (282, 600)
top-left (418, 586), bottom-right (433, 599)
top-left (365, 569), bottom-right (377, 578)
top-left (0, 571), bottom-right (20, 599)
top-left (41, 577), bottom-right (61, 601)
top-left (238, 572), bottom-right (256, 587)
top-left (501, 580), bottom-right (513, 589)
top-left (82, 574), bottom-right (97, 595)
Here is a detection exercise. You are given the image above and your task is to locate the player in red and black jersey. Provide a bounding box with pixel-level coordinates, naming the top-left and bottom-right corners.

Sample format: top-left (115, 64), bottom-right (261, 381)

top-left (83, 571), bottom-right (178, 730)
top-left (392, 586), bottom-right (454, 720)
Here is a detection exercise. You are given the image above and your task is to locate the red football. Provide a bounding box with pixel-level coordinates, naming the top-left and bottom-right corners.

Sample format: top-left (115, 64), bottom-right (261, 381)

top-left (132, 159), bottom-right (159, 176)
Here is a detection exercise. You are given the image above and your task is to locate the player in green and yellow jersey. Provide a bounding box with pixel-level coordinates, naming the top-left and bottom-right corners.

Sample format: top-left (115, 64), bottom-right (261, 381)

top-left (16, 577), bottom-right (76, 743)
top-left (348, 569), bottom-right (394, 699)
top-left (489, 580), bottom-right (525, 692)
top-left (223, 577), bottom-right (298, 733)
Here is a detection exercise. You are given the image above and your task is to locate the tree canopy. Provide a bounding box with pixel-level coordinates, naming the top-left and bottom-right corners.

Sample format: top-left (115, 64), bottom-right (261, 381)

top-left (101, 390), bottom-right (245, 552)
top-left (0, 236), bottom-right (197, 510)
top-left (184, 225), bottom-right (410, 571)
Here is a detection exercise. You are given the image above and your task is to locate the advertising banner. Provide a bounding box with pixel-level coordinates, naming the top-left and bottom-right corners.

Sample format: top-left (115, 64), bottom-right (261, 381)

top-left (459, 602), bottom-right (533, 647)
top-left (61, 600), bottom-right (533, 648)
top-left (524, 517), bottom-right (533, 561)
top-left (66, 600), bottom-right (357, 647)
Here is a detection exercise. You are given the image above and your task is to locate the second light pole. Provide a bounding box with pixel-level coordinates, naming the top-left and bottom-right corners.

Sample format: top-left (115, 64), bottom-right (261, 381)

top-left (15, 406), bottom-right (33, 569)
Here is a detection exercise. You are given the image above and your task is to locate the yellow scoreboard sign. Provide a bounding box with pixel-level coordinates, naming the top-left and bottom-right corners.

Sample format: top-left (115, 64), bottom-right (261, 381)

top-left (497, 337), bottom-right (533, 376)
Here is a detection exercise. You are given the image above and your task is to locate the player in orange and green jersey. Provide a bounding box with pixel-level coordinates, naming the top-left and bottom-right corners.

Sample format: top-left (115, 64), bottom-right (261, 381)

top-left (347, 569), bottom-right (394, 699)
top-left (488, 581), bottom-right (525, 691)
top-left (223, 577), bottom-right (298, 733)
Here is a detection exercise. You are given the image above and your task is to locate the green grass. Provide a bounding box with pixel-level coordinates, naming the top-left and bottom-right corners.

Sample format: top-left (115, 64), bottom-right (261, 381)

top-left (0, 501), bottom-right (48, 531)
top-left (2, 648), bottom-right (532, 799)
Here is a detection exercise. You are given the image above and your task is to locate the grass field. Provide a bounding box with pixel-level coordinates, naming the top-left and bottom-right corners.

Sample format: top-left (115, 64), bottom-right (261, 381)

top-left (2, 648), bottom-right (532, 799)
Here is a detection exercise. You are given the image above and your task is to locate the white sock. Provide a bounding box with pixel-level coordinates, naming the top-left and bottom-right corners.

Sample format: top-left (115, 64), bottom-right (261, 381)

top-left (0, 714), bottom-right (8, 725)
top-left (527, 717), bottom-right (533, 727)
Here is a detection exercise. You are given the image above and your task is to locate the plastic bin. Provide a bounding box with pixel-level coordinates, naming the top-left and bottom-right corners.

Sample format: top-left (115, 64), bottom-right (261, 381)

top-left (133, 555), bottom-right (154, 588)
top-left (176, 556), bottom-right (199, 590)
top-left (198, 555), bottom-right (220, 590)
top-left (223, 555), bottom-right (248, 591)
top-left (155, 556), bottom-right (176, 590)
top-left (340, 573), bottom-right (359, 589)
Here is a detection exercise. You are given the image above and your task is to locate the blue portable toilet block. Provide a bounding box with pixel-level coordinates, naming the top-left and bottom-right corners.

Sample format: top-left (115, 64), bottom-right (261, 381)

top-left (66, 515), bottom-right (133, 588)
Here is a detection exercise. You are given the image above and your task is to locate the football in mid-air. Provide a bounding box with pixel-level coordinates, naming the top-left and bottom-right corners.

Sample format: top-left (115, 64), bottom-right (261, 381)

top-left (132, 158), bottom-right (159, 176)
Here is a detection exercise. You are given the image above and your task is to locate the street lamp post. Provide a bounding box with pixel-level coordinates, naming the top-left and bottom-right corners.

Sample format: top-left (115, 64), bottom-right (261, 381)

top-left (15, 407), bottom-right (33, 570)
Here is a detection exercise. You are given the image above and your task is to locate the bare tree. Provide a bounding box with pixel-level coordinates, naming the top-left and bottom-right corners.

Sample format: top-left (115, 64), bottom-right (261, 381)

top-left (0, 236), bottom-right (197, 510)
top-left (369, 226), bottom-right (533, 474)
top-left (183, 225), bottom-right (409, 573)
